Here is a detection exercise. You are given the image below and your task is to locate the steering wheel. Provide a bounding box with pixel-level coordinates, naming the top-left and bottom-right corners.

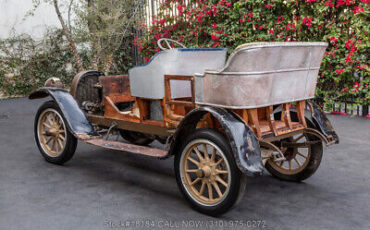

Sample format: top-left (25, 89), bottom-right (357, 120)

top-left (157, 38), bottom-right (186, 51)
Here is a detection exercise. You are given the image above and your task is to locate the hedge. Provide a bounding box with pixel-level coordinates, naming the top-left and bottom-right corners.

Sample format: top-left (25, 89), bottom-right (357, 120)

top-left (137, 0), bottom-right (369, 108)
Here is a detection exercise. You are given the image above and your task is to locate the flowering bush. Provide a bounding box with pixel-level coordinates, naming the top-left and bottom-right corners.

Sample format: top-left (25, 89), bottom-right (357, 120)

top-left (137, 0), bottom-right (369, 108)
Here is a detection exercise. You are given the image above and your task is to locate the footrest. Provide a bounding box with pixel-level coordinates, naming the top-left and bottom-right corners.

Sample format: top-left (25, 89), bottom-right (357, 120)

top-left (84, 138), bottom-right (168, 158)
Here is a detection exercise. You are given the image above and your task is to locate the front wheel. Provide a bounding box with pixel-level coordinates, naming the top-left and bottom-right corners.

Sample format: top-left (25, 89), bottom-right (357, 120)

top-left (175, 129), bottom-right (246, 216)
top-left (34, 101), bottom-right (77, 165)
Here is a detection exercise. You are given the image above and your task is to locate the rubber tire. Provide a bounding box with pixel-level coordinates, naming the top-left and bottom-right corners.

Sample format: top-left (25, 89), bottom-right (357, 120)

top-left (265, 136), bottom-right (323, 182)
top-left (174, 129), bottom-right (246, 216)
top-left (119, 130), bottom-right (154, 146)
top-left (34, 100), bottom-right (78, 165)
top-left (266, 111), bottom-right (323, 181)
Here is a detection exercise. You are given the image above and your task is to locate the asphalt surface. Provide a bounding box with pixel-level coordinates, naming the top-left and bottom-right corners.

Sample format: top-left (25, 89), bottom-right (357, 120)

top-left (0, 97), bottom-right (369, 230)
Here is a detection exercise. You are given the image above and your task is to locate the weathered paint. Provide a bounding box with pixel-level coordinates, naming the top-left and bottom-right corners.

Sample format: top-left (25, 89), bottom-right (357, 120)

top-left (168, 106), bottom-right (264, 176)
top-left (29, 87), bottom-right (98, 137)
top-left (85, 138), bottom-right (168, 158)
top-left (308, 100), bottom-right (339, 144)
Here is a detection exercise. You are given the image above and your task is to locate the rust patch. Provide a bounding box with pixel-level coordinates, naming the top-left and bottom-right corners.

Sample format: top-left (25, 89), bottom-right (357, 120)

top-left (84, 138), bottom-right (168, 158)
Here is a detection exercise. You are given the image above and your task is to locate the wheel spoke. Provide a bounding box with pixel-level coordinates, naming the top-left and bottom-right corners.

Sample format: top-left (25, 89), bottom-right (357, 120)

top-left (51, 138), bottom-right (56, 152)
top-left (59, 134), bottom-right (65, 141)
top-left (294, 157), bottom-right (301, 167)
top-left (215, 158), bottom-right (224, 166)
top-left (185, 169), bottom-right (198, 173)
top-left (52, 113), bottom-right (57, 124)
top-left (289, 160), bottom-right (292, 170)
top-left (56, 140), bottom-right (60, 152)
top-left (190, 177), bottom-right (201, 186)
top-left (212, 182), bottom-right (223, 198)
top-left (210, 147), bottom-right (216, 162)
top-left (216, 169), bottom-right (228, 174)
top-left (57, 138), bottom-right (64, 151)
top-left (294, 134), bottom-right (305, 142)
top-left (188, 156), bottom-right (200, 166)
top-left (199, 181), bottom-right (206, 195)
top-left (296, 151), bottom-right (308, 159)
top-left (216, 176), bottom-right (228, 187)
top-left (207, 182), bottom-right (213, 200)
top-left (193, 147), bottom-right (204, 161)
top-left (43, 122), bottom-right (51, 129)
top-left (45, 136), bottom-right (53, 145)
top-left (203, 144), bottom-right (209, 160)
top-left (46, 114), bottom-right (53, 125)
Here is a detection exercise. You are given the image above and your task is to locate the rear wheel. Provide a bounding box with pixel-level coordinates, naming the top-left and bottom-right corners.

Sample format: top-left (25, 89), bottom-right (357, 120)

top-left (265, 133), bottom-right (323, 182)
top-left (34, 101), bottom-right (77, 165)
top-left (175, 129), bottom-right (246, 216)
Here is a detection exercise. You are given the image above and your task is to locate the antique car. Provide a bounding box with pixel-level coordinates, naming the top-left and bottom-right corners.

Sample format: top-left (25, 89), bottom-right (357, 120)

top-left (29, 39), bottom-right (339, 216)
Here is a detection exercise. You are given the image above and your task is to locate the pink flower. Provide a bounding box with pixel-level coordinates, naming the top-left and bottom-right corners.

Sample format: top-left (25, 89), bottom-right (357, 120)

top-left (345, 40), bottom-right (354, 49)
top-left (335, 69), bottom-right (344, 75)
top-left (265, 4), bottom-right (272, 9)
top-left (177, 4), bottom-right (184, 15)
top-left (211, 34), bottom-right (219, 40)
top-left (324, 0), bottom-right (334, 7)
top-left (212, 23), bottom-right (217, 29)
top-left (353, 6), bottom-right (364, 14)
top-left (197, 15), bottom-right (203, 23)
top-left (277, 16), bottom-right (284, 23)
top-left (212, 42), bottom-right (221, 48)
top-left (330, 36), bottom-right (338, 44)
top-left (302, 17), bottom-right (313, 29)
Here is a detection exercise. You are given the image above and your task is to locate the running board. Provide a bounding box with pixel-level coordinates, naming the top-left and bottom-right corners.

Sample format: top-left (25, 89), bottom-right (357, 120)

top-left (84, 138), bottom-right (168, 158)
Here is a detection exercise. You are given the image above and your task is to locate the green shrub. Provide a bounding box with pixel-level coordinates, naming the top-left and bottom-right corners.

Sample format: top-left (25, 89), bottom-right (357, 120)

top-left (0, 30), bottom-right (75, 96)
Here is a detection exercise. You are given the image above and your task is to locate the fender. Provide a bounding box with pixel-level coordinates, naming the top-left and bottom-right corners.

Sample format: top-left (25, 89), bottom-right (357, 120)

top-left (29, 87), bottom-right (98, 138)
top-left (168, 106), bottom-right (264, 176)
top-left (307, 100), bottom-right (339, 144)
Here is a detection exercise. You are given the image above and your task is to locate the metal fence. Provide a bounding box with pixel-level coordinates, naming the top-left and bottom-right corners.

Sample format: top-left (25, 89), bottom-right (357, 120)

top-left (327, 100), bottom-right (369, 117)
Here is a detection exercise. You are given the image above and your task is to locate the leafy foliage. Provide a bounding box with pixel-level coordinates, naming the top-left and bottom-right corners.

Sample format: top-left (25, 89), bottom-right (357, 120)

top-left (137, 0), bottom-right (369, 107)
top-left (0, 30), bottom-right (76, 95)
top-left (0, 0), bottom-right (141, 96)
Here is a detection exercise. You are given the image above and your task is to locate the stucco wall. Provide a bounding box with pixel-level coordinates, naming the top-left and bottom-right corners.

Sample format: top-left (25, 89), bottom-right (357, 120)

top-left (0, 0), bottom-right (60, 39)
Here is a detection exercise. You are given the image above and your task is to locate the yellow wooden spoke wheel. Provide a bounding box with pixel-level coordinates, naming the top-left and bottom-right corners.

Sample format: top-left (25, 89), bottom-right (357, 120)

top-left (265, 133), bottom-right (323, 181)
top-left (35, 101), bottom-right (77, 164)
top-left (181, 139), bottom-right (231, 205)
top-left (175, 129), bottom-right (246, 216)
top-left (37, 108), bottom-right (67, 157)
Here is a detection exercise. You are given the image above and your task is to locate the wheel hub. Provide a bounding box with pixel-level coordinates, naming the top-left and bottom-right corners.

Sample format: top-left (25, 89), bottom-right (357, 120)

top-left (197, 165), bottom-right (212, 178)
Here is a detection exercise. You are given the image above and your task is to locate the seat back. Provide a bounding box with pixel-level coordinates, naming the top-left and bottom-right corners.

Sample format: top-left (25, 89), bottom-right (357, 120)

top-left (129, 48), bottom-right (227, 99)
top-left (194, 42), bottom-right (328, 108)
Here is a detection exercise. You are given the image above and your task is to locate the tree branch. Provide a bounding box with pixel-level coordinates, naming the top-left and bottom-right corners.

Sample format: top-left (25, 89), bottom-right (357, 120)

top-left (53, 0), bottom-right (83, 72)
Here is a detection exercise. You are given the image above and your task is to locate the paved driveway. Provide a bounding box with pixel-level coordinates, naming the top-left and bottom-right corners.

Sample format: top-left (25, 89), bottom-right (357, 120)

top-left (0, 98), bottom-right (369, 230)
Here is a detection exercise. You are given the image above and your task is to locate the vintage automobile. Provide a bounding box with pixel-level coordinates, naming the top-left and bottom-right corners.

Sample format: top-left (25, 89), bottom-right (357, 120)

top-left (29, 39), bottom-right (339, 216)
